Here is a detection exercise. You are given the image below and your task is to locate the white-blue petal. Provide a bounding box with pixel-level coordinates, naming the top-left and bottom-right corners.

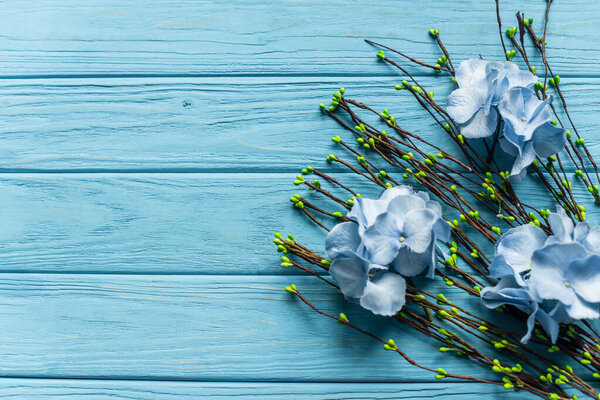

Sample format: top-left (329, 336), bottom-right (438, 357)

top-left (566, 254), bottom-right (600, 304)
top-left (402, 208), bottom-right (437, 253)
top-left (494, 224), bottom-right (547, 274)
top-left (348, 197), bottom-right (386, 227)
top-left (433, 218), bottom-right (451, 242)
top-left (480, 277), bottom-right (534, 310)
top-left (362, 212), bottom-right (403, 266)
top-left (532, 123), bottom-right (566, 158)
top-left (509, 141), bottom-right (536, 179)
top-left (455, 58), bottom-right (489, 88)
top-left (386, 194), bottom-right (426, 217)
top-left (547, 208), bottom-right (574, 242)
top-left (460, 108), bottom-right (498, 139)
top-left (392, 241), bottom-right (434, 277)
top-left (507, 70), bottom-right (538, 90)
top-left (359, 271), bottom-right (406, 316)
top-left (565, 296), bottom-right (600, 320)
top-left (583, 226), bottom-right (600, 254)
top-left (329, 252), bottom-right (369, 299)
top-left (530, 308), bottom-right (560, 344)
top-left (573, 222), bottom-right (590, 244)
top-left (379, 185), bottom-right (414, 203)
top-left (529, 243), bottom-right (588, 306)
top-left (325, 221), bottom-right (361, 259)
top-left (447, 87), bottom-right (487, 124)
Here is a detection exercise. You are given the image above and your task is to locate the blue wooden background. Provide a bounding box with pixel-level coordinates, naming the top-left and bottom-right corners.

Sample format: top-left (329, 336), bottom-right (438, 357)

top-left (0, 0), bottom-right (598, 398)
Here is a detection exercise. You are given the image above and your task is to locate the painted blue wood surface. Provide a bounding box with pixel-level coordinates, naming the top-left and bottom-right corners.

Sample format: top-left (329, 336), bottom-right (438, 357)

top-left (0, 0), bottom-right (598, 398)
top-left (0, 77), bottom-right (598, 171)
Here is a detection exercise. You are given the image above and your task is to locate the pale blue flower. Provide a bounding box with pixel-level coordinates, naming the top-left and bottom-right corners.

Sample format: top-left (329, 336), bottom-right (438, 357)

top-left (483, 209), bottom-right (600, 342)
top-left (325, 186), bottom-right (449, 316)
top-left (447, 59), bottom-right (537, 139)
top-left (499, 87), bottom-right (566, 181)
top-left (327, 186), bottom-right (449, 278)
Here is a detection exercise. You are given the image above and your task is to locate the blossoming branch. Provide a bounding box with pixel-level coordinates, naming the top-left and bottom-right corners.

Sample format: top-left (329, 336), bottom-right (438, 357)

top-left (273, 2), bottom-right (600, 399)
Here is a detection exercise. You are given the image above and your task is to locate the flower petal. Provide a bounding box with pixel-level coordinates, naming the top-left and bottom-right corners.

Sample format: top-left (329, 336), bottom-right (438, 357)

top-left (489, 255), bottom-right (522, 281)
top-left (460, 108), bottom-right (498, 139)
top-left (433, 218), bottom-right (451, 242)
top-left (359, 271), bottom-right (406, 316)
top-left (447, 87), bottom-right (487, 124)
top-left (378, 185), bottom-right (414, 203)
top-left (532, 122), bottom-right (566, 158)
top-left (494, 224), bottom-right (547, 274)
top-left (566, 254), bottom-right (600, 303)
top-left (455, 58), bottom-right (489, 88)
top-left (565, 296), bottom-right (600, 320)
top-left (499, 87), bottom-right (528, 132)
top-left (480, 277), bottom-right (550, 343)
top-left (362, 212), bottom-right (403, 265)
top-left (499, 87), bottom-right (545, 141)
top-left (549, 303), bottom-right (573, 325)
top-left (529, 243), bottom-right (588, 305)
top-left (386, 194), bottom-right (426, 217)
top-left (402, 209), bottom-right (437, 253)
top-left (325, 221), bottom-right (361, 259)
top-left (499, 135), bottom-right (520, 157)
top-left (329, 252), bottom-right (369, 299)
top-left (528, 94), bottom-right (553, 127)
top-left (425, 200), bottom-right (442, 217)
top-left (531, 308), bottom-right (559, 344)
top-left (392, 241), bottom-right (434, 277)
top-left (481, 277), bottom-right (534, 310)
top-left (573, 222), bottom-right (590, 243)
top-left (509, 141), bottom-right (536, 179)
top-left (506, 69), bottom-right (538, 90)
top-left (583, 226), bottom-right (600, 254)
top-left (547, 208), bottom-right (574, 242)
top-left (348, 197), bottom-right (386, 227)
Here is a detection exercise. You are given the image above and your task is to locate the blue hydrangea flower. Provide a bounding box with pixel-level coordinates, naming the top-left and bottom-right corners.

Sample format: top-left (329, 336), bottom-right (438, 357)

top-left (498, 87), bottom-right (566, 181)
top-left (482, 208), bottom-right (600, 342)
top-left (447, 59), bottom-right (537, 139)
top-left (325, 186), bottom-right (449, 316)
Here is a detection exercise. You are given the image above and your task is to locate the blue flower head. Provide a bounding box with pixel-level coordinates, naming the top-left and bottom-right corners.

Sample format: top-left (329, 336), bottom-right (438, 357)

top-left (447, 59), bottom-right (537, 139)
top-left (325, 186), bottom-right (449, 316)
top-left (499, 87), bottom-right (566, 181)
top-left (482, 208), bottom-right (600, 342)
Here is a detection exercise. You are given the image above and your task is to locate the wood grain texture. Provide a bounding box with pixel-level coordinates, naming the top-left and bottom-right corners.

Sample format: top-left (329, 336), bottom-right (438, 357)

top-left (0, 76), bottom-right (598, 171)
top-left (0, 379), bottom-right (513, 399)
top-left (1, 0), bottom-right (600, 397)
top-left (0, 173), bottom-right (598, 274)
top-left (0, 273), bottom-right (558, 391)
top-left (0, 0), bottom-right (597, 77)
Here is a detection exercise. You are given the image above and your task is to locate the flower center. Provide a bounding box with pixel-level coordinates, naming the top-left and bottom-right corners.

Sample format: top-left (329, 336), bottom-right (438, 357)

top-left (482, 101), bottom-right (486, 106)
top-left (399, 236), bottom-right (406, 243)
top-left (521, 117), bottom-right (527, 122)
top-left (564, 281), bottom-right (571, 288)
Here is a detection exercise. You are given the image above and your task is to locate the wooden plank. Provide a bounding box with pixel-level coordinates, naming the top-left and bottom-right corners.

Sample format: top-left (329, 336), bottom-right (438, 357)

top-left (0, 379), bottom-right (514, 399)
top-left (0, 76), bottom-right (597, 171)
top-left (0, 173), bottom-right (597, 274)
top-left (0, 0), bottom-right (597, 77)
top-left (0, 273), bottom-right (553, 389)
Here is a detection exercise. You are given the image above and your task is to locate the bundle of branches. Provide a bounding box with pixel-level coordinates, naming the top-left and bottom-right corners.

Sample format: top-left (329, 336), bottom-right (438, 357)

top-left (274, 2), bottom-right (600, 399)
